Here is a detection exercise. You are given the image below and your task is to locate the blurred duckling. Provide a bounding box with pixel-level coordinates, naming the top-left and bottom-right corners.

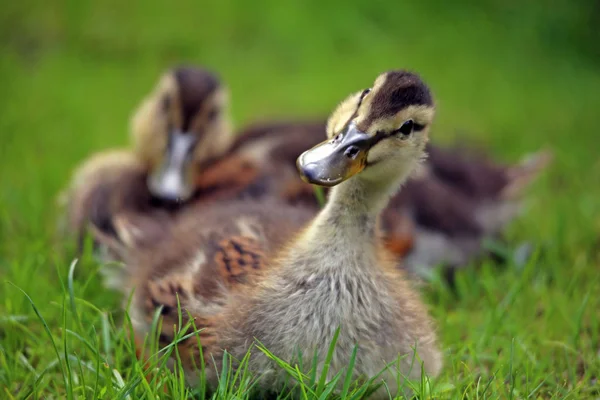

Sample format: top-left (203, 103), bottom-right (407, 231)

top-left (60, 67), bottom-right (235, 253)
top-left (122, 71), bottom-right (442, 396)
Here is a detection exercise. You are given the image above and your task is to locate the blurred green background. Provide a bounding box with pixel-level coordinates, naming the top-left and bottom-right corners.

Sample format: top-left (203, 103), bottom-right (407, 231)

top-left (2, 0), bottom-right (599, 244)
top-left (1, 0), bottom-right (599, 397)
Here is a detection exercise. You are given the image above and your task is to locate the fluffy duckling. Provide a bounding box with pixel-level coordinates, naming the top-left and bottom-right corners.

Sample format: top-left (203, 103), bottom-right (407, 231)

top-left (124, 70), bottom-right (442, 397)
top-left (60, 66), bottom-right (235, 252)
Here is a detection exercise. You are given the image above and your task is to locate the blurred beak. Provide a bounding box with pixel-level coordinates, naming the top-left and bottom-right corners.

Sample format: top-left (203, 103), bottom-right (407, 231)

top-left (297, 122), bottom-right (370, 187)
top-left (148, 131), bottom-right (197, 202)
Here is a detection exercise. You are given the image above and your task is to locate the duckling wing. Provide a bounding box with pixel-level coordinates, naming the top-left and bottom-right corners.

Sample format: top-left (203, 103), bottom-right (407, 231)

top-left (427, 144), bottom-right (552, 201)
top-left (135, 234), bottom-right (267, 357)
top-left (426, 143), bottom-right (509, 199)
top-left (213, 235), bottom-right (266, 286)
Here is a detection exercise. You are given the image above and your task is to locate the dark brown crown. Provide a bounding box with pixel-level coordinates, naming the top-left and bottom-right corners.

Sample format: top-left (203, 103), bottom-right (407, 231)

top-left (365, 70), bottom-right (433, 125)
top-left (172, 66), bottom-right (221, 131)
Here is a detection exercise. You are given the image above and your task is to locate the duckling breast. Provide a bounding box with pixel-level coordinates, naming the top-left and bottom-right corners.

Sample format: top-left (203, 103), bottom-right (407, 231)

top-left (228, 263), bottom-right (428, 388)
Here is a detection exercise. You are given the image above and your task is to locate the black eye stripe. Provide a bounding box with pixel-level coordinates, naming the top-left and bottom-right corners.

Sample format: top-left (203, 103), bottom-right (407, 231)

top-left (370, 120), bottom-right (426, 144)
top-left (370, 132), bottom-right (389, 147)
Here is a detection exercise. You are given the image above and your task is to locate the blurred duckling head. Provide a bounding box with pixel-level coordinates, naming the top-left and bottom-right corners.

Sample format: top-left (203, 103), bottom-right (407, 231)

top-left (131, 66), bottom-right (233, 202)
top-left (297, 70), bottom-right (434, 190)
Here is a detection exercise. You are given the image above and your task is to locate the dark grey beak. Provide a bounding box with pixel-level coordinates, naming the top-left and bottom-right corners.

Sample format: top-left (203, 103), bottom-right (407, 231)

top-left (296, 122), bottom-right (371, 187)
top-left (148, 131), bottom-right (197, 202)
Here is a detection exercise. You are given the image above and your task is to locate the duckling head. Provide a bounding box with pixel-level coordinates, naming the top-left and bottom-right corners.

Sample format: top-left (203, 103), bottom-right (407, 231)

top-left (131, 66), bottom-right (233, 202)
top-left (297, 70), bottom-right (434, 190)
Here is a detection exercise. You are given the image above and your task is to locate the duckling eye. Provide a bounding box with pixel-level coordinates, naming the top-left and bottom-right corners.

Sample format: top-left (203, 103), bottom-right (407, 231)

top-left (395, 120), bottom-right (414, 137)
top-left (344, 145), bottom-right (360, 159)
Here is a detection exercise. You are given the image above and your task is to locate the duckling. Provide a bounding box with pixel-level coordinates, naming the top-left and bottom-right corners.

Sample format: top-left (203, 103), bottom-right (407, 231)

top-left (60, 66), bottom-right (236, 254)
top-left (123, 71), bottom-right (441, 397)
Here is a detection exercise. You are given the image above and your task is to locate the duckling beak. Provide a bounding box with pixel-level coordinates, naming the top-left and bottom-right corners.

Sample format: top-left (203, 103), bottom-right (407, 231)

top-left (297, 122), bottom-right (370, 187)
top-left (148, 131), bottom-right (197, 202)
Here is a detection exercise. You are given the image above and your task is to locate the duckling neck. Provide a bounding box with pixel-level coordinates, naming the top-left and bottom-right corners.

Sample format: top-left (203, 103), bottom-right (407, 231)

top-left (294, 174), bottom-right (408, 272)
top-left (330, 175), bottom-right (399, 218)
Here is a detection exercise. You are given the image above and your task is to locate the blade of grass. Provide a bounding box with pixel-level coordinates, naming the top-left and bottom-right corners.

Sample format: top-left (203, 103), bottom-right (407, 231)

top-left (67, 259), bottom-right (81, 329)
top-left (190, 316), bottom-right (207, 399)
top-left (256, 342), bottom-right (318, 398)
top-left (309, 349), bottom-right (318, 386)
top-left (62, 298), bottom-right (74, 400)
top-left (315, 327), bottom-right (340, 395)
top-left (113, 369), bottom-right (131, 400)
top-left (101, 312), bottom-right (111, 362)
top-left (340, 345), bottom-right (358, 398)
top-left (134, 363), bottom-right (154, 399)
top-left (294, 365), bottom-right (309, 400)
top-left (317, 372), bottom-right (341, 400)
top-left (76, 354), bottom-right (87, 398)
top-left (509, 338), bottom-right (515, 400)
top-left (65, 329), bottom-right (100, 358)
top-left (218, 351), bottom-right (230, 396)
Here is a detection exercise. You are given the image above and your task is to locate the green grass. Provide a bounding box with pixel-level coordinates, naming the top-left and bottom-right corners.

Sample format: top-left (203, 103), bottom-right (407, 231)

top-left (1, 0), bottom-right (599, 398)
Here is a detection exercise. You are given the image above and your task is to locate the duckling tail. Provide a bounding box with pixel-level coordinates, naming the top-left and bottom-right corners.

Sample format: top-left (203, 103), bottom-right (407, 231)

top-left (501, 148), bottom-right (553, 200)
top-left (475, 148), bottom-right (553, 235)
